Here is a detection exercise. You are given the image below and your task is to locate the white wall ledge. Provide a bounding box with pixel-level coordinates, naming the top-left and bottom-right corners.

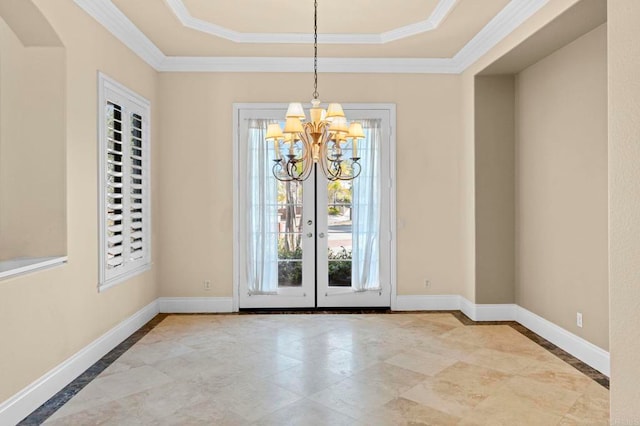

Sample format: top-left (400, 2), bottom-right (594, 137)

top-left (0, 256), bottom-right (67, 280)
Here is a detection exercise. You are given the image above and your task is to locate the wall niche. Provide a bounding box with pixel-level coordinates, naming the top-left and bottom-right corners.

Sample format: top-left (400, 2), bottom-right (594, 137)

top-left (0, 1), bottom-right (67, 278)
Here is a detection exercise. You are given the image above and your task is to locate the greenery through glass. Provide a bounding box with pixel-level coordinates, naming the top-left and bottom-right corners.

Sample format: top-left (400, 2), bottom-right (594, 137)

top-left (327, 246), bottom-right (352, 286)
top-left (278, 245), bottom-right (302, 287)
top-left (277, 245), bottom-right (352, 287)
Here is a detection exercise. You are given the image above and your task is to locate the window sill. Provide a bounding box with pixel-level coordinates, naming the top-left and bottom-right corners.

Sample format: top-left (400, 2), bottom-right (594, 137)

top-left (0, 256), bottom-right (68, 280)
top-left (99, 262), bottom-right (151, 293)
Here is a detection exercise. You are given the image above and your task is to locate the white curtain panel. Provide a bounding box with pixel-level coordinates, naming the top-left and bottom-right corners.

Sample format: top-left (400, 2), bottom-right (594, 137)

top-left (351, 119), bottom-right (382, 292)
top-left (245, 119), bottom-right (279, 294)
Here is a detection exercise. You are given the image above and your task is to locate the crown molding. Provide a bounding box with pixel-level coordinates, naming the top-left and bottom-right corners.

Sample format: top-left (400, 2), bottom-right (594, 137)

top-left (74, 0), bottom-right (165, 69)
top-left (452, 0), bottom-right (550, 72)
top-left (163, 0), bottom-right (458, 45)
top-left (73, 0), bottom-right (550, 74)
top-left (380, 0), bottom-right (458, 43)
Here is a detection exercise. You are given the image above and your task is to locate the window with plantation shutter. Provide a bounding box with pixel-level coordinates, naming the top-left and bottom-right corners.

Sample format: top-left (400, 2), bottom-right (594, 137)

top-left (98, 73), bottom-right (151, 290)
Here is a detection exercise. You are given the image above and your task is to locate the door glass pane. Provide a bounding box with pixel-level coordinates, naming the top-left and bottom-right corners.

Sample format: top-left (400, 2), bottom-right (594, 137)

top-left (277, 180), bottom-right (303, 287)
top-left (327, 180), bottom-right (352, 287)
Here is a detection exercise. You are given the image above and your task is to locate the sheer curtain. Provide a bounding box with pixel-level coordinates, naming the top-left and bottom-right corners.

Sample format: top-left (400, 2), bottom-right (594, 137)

top-left (351, 119), bottom-right (381, 292)
top-left (245, 119), bottom-right (279, 294)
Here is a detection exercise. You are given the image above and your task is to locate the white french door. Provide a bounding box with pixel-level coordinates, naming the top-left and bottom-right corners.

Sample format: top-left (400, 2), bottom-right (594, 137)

top-left (235, 105), bottom-right (394, 309)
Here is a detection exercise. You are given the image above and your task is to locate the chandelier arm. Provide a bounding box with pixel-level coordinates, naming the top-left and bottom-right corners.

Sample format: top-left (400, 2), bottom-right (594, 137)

top-left (287, 157), bottom-right (301, 180)
top-left (299, 147), bottom-right (314, 181)
top-left (297, 125), bottom-right (316, 181)
top-left (324, 137), bottom-right (339, 162)
top-left (319, 129), bottom-right (344, 181)
top-left (318, 137), bottom-right (332, 181)
top-left (343, 160), bottom-right (362, 181)
top-left (319, 152), bottom-right (336, 181)
top-left (272, 159), bottom-right (297, 182)
top-left (318, 124), bottom-right (332, 157)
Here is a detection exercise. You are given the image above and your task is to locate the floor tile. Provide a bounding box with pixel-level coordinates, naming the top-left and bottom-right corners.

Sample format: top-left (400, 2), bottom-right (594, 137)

top-left (308, 377), bottom-right (398, 419)
top-left (433, 361), bottom-right (511, 394)
top-left (252, 398), bottom-right (356, 426)
top-left (401, 377), bottom-right (490, 418)
top-left (384, 348), bottom-right (458, 376)
top-left (462, 375), bottom-right (582, 424)
top-left (519, 358), bottom-right (595, 392)
top-left (357, 397), bottom-right (461, 426)
top-left (34, 313), bottom-right (609, 425)
top-left (561, 381), bottom-right (610, 425)
top-left (349, 362), bottom-right (427, 395)
top-left (265, 364), bottom-right (347, 396)
top-left (459, 347), bottom-right (540, 374)
top-left (212, 378), bottom-right (303, 422)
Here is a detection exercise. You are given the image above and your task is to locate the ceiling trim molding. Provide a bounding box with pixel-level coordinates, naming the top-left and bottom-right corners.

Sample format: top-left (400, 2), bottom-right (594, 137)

top-left (163, 0), bottom-right (458, 45)
top-left (73, 0), bottom-right (550, 74)
top-left (452, 0), bottom-right (550, 71)
top-left (74, 0), bottom-right (165, 69)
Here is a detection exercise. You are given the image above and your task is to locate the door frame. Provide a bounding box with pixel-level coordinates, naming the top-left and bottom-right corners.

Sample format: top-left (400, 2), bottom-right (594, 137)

top-left (232, 103), bottom-right (397, 311)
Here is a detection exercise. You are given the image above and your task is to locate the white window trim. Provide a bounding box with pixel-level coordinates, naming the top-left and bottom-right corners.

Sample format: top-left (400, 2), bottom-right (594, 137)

top-left (98, 72), bottom-right (151, 291)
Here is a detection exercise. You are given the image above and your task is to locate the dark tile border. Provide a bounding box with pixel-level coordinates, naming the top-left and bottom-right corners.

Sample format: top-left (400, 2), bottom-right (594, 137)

top-left (449, 311), bottom-right (610, 389)
top-left (20, 309), bottom-right (607, 425)
top-left (18, 314), bottom-right (169, 426)
top-left (239, 307), bottom-right (392, 314)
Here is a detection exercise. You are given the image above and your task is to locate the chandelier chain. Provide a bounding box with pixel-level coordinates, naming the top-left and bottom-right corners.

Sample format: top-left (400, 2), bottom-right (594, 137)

top-left (313, 0), bottom-right (319, 100)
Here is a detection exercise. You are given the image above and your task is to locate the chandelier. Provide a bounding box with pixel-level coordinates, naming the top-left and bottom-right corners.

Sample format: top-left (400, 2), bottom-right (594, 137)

top-left (265, 0), bottom-right (364, 182)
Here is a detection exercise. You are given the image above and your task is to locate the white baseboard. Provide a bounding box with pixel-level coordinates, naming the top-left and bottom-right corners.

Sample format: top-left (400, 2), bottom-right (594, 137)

top-left (0, 300), bottom-right (159, 426)
top-left (516, 306), bottom-right (610, 376)
top-left (394, 295), bottom-right (461, 311)
top-left (394, 295), bottom-right (517, 321)
top-left (459, 298), bottom-right (517, 321)
top-left (157, 297), bottom-right (233, 313)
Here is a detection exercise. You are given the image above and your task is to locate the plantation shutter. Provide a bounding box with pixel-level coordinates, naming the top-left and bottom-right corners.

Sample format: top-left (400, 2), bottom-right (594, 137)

top-left (129, 113), bottom-right (145, 261)
top-left (100, 75), bottom-right (151, 288)
top-left (105, 102), bottom-right (125, 271)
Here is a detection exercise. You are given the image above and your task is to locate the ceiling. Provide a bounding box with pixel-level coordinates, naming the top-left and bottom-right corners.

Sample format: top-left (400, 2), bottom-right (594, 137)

top-left (72, 0), bottom-right (553, 73)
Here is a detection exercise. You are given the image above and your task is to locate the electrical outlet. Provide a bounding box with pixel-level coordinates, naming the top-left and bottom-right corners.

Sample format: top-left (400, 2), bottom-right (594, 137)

top-left (576, 312), bottom-right (583, 328)
top-left (425, 279), bottom-right (431, 288)
top-left (204, 280), bottom-right (212, 291)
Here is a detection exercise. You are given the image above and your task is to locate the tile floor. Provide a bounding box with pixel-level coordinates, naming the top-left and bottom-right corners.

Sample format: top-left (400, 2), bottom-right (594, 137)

top-left (41, 313), bottom-right (609, 425)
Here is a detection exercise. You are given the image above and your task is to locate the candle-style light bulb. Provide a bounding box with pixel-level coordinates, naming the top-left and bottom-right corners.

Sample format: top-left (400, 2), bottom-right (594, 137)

top-left (274, 139), bottom-right (281, 160)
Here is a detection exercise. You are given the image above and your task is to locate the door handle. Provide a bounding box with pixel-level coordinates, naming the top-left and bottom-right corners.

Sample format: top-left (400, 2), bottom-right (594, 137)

top-left (307, 220), bottom-right (313, 225)
top-left (318, 232), bottom-right (325, 238)
top-left (307, 232), bottom-right (313, 238)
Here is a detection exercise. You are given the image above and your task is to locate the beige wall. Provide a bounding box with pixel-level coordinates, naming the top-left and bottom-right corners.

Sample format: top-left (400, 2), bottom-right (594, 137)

top-left (515, 25), bottom-right (608, 349)
top-left (2, 0), bottom-right (631, 420)
top-left (0, 17), bottom-right (66, 259)
top-left (474, 75), bottom-right (515, 304)
top-left (0, 0), bottom-right (158, 402)
top-left (608, 1), bottom-right (640, 422)
top-left (157, 73), bottom-right (466, 298)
